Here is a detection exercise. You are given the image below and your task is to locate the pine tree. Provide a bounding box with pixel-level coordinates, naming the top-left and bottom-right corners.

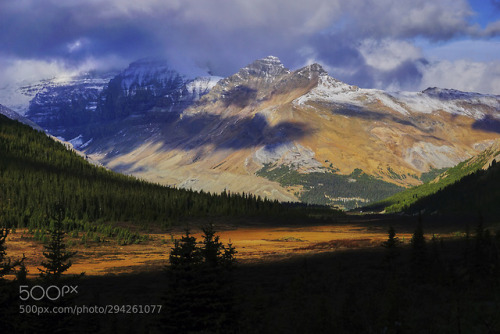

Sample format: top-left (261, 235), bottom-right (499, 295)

top-left (411, 214), bottom-right (427, 280)
top-left (0, 227), bottom-right (25, 280)
top-left (161, 229), bottom-right (204, 332)
top-left (0, 227), bottom-right (12, 279)
top-left (201, 223), bottom-right (224, 267)
top-left (168, 228), bottom-right (203, 269)
top-left (0, 227), bottom-right (25, 333)
top-left (473, 213), bottom-right (493, 277)
top-left (161, 225), bottom-right (238, 333)
top-left (38, 218), bottom-right (77, 281)
top-left (382, 226), bottom-right (400, 266)
top-left (35, 213), bottom-right (81, 334)
top-left (199, 223), bottom-right (238, 332)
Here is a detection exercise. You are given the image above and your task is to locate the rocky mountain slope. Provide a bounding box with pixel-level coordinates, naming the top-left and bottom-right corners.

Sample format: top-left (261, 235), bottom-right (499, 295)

top-left (362, 138), bottom-right (500, 213)
top-left (0, 104), bottom-right (41, 129)
top-left (10, 56), bottom-right (500, 209)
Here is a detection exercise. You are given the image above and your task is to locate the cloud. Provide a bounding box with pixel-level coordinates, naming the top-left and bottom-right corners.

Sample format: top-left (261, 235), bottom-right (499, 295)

top-left (419, 59), bottom-right (500, 94)
top-left (359, 39), bottom-right (422, 71)
top-left (424, 39), bottom-right (500, 62)
top-left (483, 20), bottom-right (500, 36)
top-left (0, 0), bottom-right (499, 95)
top-left (337, 0), bottom-right (476, 40)
top-left (0, 56), bottom-right (127, 86)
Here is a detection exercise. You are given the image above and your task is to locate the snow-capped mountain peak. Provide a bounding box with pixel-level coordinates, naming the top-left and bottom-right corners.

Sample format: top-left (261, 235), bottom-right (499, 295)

top-left (238, 56), bottom-right (291, 80)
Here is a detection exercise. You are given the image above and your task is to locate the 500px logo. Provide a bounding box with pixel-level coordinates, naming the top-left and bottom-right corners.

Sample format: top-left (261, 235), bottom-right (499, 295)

top-left (19, 285), bottom-right (79, 301)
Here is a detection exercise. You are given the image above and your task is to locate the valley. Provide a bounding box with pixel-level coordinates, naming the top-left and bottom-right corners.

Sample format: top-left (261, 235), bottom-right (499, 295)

top-left (3, 214), bottom-right (473, 278)
top-left (1, 55), bottom-right (500, 334)
top-left (5, 56), bottom-right (499, 209)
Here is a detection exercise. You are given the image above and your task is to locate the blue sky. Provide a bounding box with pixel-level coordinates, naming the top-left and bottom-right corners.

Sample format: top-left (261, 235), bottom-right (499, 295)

top-left (0, 0), bottom-right (499, 101)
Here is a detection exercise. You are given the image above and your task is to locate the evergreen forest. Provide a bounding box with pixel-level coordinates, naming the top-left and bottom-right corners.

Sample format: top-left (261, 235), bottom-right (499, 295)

top-left (0, 114), bottom-right (307, 231)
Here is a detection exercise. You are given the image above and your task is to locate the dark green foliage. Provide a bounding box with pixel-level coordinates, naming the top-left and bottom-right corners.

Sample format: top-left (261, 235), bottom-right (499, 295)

top-left (0, 227), bottom-right (11, 279)
top-left (0, 227), bottom-right (26, 333)
top-left (405, 160), bottom-right (500, 217)
top-left (168, 229), bottom-right (203, 269)
top-left (162, 226), bottom-right (237, 333)
top-left (0, 114), bottom-right (289, 232)
top-left (471, 214), bottom-right (498, 277)
top-left (32, 213), bottom-right (82, 334)
top-left (364, 149), bottom-right (495, 213)
top-left (234, 228), bottom-right (500, 333)
top-left (0, 226), bottom-right (25, 279)
top-left (257, 164), bottom-right (403, 209)
top-left (382, 226), bottom-right (400, 264)
top-left (38, 217), bottom-right (77, 281)
top-left (419, 167), bottom-right (449, 183)
top-left (29, 218), bottom-right (500, 333)
top-left (410, 215), bottom-right (427, 280)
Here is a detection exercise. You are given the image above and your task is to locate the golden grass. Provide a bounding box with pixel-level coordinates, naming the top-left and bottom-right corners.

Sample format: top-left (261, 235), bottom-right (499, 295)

top-left (2, 222), bottom-right (425, 279)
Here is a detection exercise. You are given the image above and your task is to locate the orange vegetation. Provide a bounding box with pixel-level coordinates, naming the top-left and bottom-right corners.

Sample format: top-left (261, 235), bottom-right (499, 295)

top-left (3, 223), bottom-right (421, 278)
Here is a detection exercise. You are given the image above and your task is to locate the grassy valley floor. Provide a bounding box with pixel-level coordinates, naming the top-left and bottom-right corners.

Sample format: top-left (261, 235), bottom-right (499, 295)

top-left (3, 214), bottom-right (473, 278)
top-left (3, 214), bottom-right (500, 333)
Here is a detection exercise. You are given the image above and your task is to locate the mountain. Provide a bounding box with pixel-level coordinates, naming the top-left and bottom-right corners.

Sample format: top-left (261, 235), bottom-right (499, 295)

top-left (0, 113), bottom-right (287, 231)
top-left (22, 59), bottom-right (221, 145)
top-left (0, 103), bottom-right (42, 129)
top-left (19, 56), bottom-right (500, 209)
top-left (395, 141), bottom-right (500, 217)
top-left (362, 139), bottom-right (500, 213)
top-left (22, 71), bottom-right (116, 139)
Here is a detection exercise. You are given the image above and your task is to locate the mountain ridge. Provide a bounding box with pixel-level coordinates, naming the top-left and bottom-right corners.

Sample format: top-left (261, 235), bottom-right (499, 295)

top-left (4, 56), bottom-right (500, 208)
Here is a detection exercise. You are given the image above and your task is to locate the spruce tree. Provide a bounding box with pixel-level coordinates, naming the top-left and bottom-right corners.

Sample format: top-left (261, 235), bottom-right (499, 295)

top-left (38, 218), bottom-right (77, 281)
top-left (200, 223), bottom-right (238, 332)
top-left (162, 229), bottom-right (204, 332)
top-left (411, 214), bottom-right (427, 280)
top-left (382, 226), bottom-right (400, 262)
top-left (35, 213), bottom-right (80, 334)
top-left (0, 227), bottom-right (25, 333)
top-left (0, 227), bottom-right (12, 279)
top-left (0, 226), bottom-right (25, 281)
top-left (162, 225), bottom-right (237, 333)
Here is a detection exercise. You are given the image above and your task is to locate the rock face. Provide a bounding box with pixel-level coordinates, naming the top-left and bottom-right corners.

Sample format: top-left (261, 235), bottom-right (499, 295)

top-left (16, 56), bottom-right (500, 208)
top-left (0, 104), bottom-right (42, 129)
top-left (24, 72), bottom-right (115, 139)
top-left (23, 59), bottom-right (221, 141)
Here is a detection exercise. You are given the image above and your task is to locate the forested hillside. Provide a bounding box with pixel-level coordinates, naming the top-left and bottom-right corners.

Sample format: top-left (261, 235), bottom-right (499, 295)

top-left (0, 114), bottom-right (290, 229)
top-left (257, 164), bottom-right (403, 209)
top-left (406, 159), bottom-right (500, 216)
top-left (362, 146), bottom-right (499, 213)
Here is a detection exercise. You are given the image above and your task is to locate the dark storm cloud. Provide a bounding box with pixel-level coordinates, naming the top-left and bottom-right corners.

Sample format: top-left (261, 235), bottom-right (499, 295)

top-left (0, 0), bottom-right (481, 65)
top-left (0, 1), bottom-right (164, 63)
top-left (310, 34), bottom-right (365, 69)
top-left (342, 0), bottom-right (474, 40)
top-left (0, 0), bottom-right (498, 94)
top-left (306, 31), bottom-right (425, 91)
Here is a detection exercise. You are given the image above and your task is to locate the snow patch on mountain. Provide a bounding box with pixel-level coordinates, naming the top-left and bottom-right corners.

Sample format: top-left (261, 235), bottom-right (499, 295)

top-left (119, 59), bottom-right (184, 94)
top-left (295, 73), bottom-right (500, 119)
top-left (294, 74), bottom-right (410, 115)
top-left (387, 90), bottom-right (499, 119)
top-left (233, 56), bottom-right (291, 83)
top-left (184, 76), bottom-right (222, 100)
top-left (6, 74), bottom-right (113, 115)
top-left (68, 135), bottom-right (84, 148)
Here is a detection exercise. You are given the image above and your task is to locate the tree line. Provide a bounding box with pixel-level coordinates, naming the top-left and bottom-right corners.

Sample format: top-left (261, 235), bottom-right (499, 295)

top-left (0, 114), bottom-right (292, 231)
